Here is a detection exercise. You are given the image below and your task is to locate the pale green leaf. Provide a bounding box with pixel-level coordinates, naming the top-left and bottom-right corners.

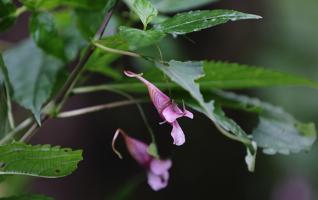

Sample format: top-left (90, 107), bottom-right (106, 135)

top-left (3, 39), bottom-right (64, 123)
top-left (212, 90), bottom-right (317, 155)
top-left (154, 10), bottom-right (261, 35)
top-left (150, 0), bottom-right (218, 13)
top-left (0, 142), bottom-right (82, 177)
top-left (199, 61), bottom-right (318, 89)
top-left (123, 0), bottom-right (158, 29)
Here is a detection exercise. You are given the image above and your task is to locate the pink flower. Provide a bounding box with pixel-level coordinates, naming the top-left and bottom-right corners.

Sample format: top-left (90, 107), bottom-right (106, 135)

top-left (124, 70), bottom-right (193, 146)
top-left (112, 129), bottom-right (172, 191)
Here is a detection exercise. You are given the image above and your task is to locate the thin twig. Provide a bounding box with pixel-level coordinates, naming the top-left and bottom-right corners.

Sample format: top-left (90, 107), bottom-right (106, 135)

top-left (57, 99), bottom-right (146, 118)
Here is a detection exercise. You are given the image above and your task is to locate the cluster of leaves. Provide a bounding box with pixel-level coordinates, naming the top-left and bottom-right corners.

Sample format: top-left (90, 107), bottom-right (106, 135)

top-left (0, 0), bottom-right (317, 198)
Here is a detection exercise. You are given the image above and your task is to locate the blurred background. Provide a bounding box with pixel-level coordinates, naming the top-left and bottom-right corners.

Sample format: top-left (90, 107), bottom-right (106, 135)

top-left (1, 0), bottom-right (318, 199)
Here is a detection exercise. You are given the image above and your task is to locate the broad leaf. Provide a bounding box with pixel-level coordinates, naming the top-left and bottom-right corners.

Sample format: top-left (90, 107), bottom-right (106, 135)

top-left (212, 90), bottom-right (317, 155)
top-left (0, 194), bottom-right (54, 200)
top-left (0, 142), bottom-right (82, 177)
top-left (19, 0), bottom-right (108, 10)
top-left (3, 39), bottom-right (64, 123)
top-left (0, 0), bottom-right (16, 31)
top-left (199, 61), bottom-right (318, 89)
top-left (156, 60), bottom-right (256, 171)
top-left (150, 0), bottom-right (218, 13)
top-left (123, 0), bottom-right (158, 29)
top-left (154, 10), bottom-right (261, 35)
top-left (30, 12), bottom-right (66, 61)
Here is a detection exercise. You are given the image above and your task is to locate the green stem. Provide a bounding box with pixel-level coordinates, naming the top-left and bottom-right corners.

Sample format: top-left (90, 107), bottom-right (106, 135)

top-left (57, 99), bottom-right (146, 118)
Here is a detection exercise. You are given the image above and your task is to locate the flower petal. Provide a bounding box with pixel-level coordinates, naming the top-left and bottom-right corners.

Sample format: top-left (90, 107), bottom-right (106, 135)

top-left (112, 129), bottom-right (151, 167)
top-left (171, 121), bottom-right (185, 146)
top-left (124, 70), bottom-right (171, 114)
top-left (162, 103), bottom-right (184, 123)
top-left (184, 109), bottom-right (193, 119)
top-left (147, 171), bottom-right (169, 191)
top-left (125, 134), bottom-right (152, 167)
top-left (150, 159), bottom-right (172, 176)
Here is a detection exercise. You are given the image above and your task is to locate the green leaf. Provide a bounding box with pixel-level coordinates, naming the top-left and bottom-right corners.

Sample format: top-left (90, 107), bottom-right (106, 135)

top-left (0, 0), bottom-right (16, 31)
top-left (150, 0), bottom-right (218, 13)
top-left (0, 194), bottom-right (54, 200)
top-left (0, 142), bottom-right (82, 177)
top-left (3, 39), bottom-right (64, 124)
top-left (212, 90), bottom-right (317, 155)
top-left (119, 26), bottom-right (165, 49)
top-left (154, 10), bottom-right (261, 35)
top-left (199, 61), bottom-right (318, 89)
top-left (123, 0), bottom-right (158, 29)
top-left (19, 0), bottom-right (108, 10)
top-left (155, 60), bottom-right (256, 171)
top-left (30, 12), bottom-right (66, 61)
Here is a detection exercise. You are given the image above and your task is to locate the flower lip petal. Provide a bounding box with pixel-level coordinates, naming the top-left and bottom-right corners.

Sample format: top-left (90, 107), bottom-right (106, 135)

top-left (147, 171), bottom-right (170, 191)
top-left (184, 109), bottom-right (194, 119)
top-left (171, 121), bottom-right (185, 146)
top-left (150, 159), bottom-right (172, 175)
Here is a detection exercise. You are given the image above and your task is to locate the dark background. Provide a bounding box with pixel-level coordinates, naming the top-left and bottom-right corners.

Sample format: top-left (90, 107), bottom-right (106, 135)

top-left (1, 0), bottom-right (318, 199)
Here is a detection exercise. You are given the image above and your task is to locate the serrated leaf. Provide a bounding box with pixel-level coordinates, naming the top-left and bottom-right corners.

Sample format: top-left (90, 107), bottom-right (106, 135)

top-left (0, 0), bottom-right (16, 31)
top-left (199, 61), bottom-right (318, 89)
top-left (155, 60), bottom-right (256, 171)
top-left (30, 12), bottom-right (66, 61)
top-left (19, 0), bottom-right (108, 10)
top-left (212, 90), bottom-right (317, 155)
top-left (150, 0), bottom-right (218, 13)
top-left (123, 0), bottom-right (158, 29)
top-left (0, 142), bottom-right (82, 177)
top-left (154, 10), bottom-right (261, 35)
top-left (3, 39), bottom-right (64, 123)
top-left (0, 194), bottom-right (54, 200)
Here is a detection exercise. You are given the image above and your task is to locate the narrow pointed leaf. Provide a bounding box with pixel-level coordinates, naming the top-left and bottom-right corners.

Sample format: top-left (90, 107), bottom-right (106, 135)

top-left (150, 0), bottom-right (218, 13)
top-left (0, 142), bottom-right (83, 178)
top-left (200, 61), bottom-right (318, 89)
top-left (154, 10), bottom-right (261, 35)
